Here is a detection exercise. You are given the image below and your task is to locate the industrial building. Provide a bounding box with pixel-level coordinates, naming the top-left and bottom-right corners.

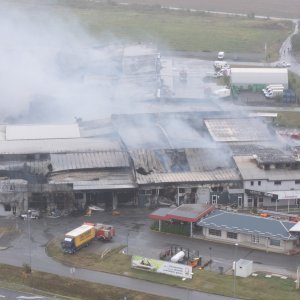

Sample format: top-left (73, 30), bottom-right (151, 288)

top-left (230, 68), bottom-right (288, 93)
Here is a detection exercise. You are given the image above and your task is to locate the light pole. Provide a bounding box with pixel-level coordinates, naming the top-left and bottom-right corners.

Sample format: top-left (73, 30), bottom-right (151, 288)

top-left (27, 210), bottom-right (32, 272)
top-left (296, 265), bottom-right (300, 289)
top-left (126, 232), bottom-right (129, 255)
top-left (233, 243), bottom-right (239, 297)
top-left (209, 247), bottom-right (212, 271)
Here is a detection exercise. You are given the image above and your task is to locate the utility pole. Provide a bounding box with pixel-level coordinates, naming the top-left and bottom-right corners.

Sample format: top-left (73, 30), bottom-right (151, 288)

top-left (233, 243), bottom-right (239, 297)
top-left (296, 265), bottom-right (300, 289)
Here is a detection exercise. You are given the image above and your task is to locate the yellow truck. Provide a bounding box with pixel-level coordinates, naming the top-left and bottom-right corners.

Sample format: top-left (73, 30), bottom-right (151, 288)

top-left (62, 224), bottom-right (96, 254)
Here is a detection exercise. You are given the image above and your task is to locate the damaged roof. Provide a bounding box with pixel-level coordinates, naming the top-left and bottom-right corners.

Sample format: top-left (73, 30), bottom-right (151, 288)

top-left (50, 151), bottom-right (131, 172)
top-left (49, 169), bottom-right (136, 190)
top-left (136, 168), bottom-right (240, 185)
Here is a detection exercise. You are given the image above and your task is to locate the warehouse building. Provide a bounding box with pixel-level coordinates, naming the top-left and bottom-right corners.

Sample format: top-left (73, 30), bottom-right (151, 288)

top-left (230, 68), bottom-right (288, 93)
top-left (196, 210), bottom-right (299, 253)
top-left (233, 150), bottom-right (300, 209)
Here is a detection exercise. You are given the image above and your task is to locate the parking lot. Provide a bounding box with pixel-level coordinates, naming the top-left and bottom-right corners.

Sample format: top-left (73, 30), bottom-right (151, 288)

top-left (1, 207), bottom-right (299, 278)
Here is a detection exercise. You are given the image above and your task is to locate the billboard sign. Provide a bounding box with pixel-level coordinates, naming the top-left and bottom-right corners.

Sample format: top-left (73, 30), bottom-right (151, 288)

top-left (131, 256), bottom-right (192, 279)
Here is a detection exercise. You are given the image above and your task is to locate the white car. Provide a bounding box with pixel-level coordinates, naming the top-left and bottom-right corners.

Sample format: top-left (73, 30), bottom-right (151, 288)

top-left (275, 61), bottom-right (291, 68)
top-left (20, 210), bottom-right (40, 220)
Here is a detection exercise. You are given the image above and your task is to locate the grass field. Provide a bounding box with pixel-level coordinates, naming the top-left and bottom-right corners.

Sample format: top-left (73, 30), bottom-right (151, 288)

top-left (47, 240), bottom-right (300, 300)
top-left (121, 0), bottom-right (300, 19)
top-left (0, 263), bottom-right (169, 300)
top-left (64, 4), bottom-right (292, 58)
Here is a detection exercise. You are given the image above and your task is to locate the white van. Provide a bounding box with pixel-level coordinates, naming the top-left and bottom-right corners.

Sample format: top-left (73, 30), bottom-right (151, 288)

top-left (218, 51), bottom-right (225, 60)
top-left (262, 85), bottom-right (284, 95)
top-left (265, 89), bottom-right (284, 99)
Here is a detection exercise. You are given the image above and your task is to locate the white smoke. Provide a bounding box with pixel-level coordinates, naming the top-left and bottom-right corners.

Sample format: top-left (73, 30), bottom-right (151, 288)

top-left (0, 2), bottom-right (154, 123)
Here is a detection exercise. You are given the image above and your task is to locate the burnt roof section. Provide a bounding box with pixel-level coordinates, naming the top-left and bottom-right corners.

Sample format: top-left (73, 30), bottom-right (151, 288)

top-left (131, 148), bottom-right (234, 175)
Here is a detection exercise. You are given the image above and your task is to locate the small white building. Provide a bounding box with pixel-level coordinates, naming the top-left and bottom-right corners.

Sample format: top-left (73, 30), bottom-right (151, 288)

top-left (235, 259), bottom-right (253, 278)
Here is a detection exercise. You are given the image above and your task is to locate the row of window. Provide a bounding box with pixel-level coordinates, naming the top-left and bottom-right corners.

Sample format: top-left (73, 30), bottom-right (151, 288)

top-left (208, 230), bottom-right (281, 247)
top-left (251, 180), bottom-right (300, 186)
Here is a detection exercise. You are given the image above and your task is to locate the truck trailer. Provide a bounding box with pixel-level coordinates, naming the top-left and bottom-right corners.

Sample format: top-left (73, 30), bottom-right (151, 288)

top-left (62, 223), bottom-right (116, 254)
top-left (62, 224), bottom-right (96, 254)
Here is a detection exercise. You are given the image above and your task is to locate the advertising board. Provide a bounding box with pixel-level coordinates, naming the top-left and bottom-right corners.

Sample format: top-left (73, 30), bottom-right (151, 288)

top-left (131, 256), bottom-right (192, 279)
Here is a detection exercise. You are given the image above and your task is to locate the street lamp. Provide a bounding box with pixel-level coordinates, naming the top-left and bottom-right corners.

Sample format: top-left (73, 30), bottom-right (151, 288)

top-left (233, 243), bottom-right (239, 297)
top-left (209, 247), bottom-right (212, 271)
top-left (27, 210), bottom-right (32, 272)
top-left (126, 232), bottom-right (129, 255)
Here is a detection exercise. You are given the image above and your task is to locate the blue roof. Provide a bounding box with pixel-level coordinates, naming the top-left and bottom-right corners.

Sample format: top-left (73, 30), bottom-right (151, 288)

top-left (197, 210), bottom-right (296, 240)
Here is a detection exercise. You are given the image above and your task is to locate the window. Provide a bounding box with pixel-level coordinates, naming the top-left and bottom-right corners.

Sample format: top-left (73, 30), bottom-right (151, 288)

top-left (75, 193), bottom-right (83, 200)
top-left (295, 180), bottom-right (300, 184)
top-left (238, 196), bottom-right (243, 207)
top-left (251, 235), bottom-right (259, 244)
top-left (179, 188), bottom-right (185, 193)
top-left (250, 181), bottom-right (254, 186)
top-left (258, 181), bottom-right (261, 186)
top-left (248, 197), bottom-right (253, 204)
top-left (209, 229), bottom-right (221, 236)
top-left (4, 204), bottom-right (11, 211)
top-left (270, 239), bottom-right (280, 247)
top-left (211, 195), bottom-right (218, 205)
top-left (227, 232), bottom-right (237, 239)
top-left (259, 197), bottom-right (263, 203)
top-left (274, 181), bottom-right (281, 185)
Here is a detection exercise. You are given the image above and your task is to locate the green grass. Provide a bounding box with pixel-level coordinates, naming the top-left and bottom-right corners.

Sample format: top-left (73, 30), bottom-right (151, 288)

top-left (0, 263), bottom-right (169, 300)
top-left (47, 240), bottom-right (300, 300)
top-left (16, 1), bottom-right (293, 60)
top-left (74, 6), bottom-right (292, 57)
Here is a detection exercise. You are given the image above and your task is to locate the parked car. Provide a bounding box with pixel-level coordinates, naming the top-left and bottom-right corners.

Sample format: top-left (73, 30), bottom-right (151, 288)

top-left (275, 61), bottom-right (291, 68)
top-left (20, 209), bottom-right (40, 220)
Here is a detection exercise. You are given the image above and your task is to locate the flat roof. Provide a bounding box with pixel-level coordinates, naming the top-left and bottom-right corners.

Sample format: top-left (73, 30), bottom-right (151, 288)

top-left (149, 204), bottom-right (215, 223)
top-left (231, 68), bottom-right (288, 74)
top-left (233, 156), bottom-right (300, 180)
top-left (197, 210), bottom-right (296, 240)
top-left (6, 124), bottom-right (80, 140)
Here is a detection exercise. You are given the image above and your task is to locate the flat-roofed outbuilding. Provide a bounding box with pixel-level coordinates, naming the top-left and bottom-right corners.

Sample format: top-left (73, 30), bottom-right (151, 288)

top-left (149, 204), bottom-right (215, 237)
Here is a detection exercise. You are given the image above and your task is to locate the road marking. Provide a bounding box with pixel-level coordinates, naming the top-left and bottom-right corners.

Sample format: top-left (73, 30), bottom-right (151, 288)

top-left (0, 295), bottom-right (6, 298)
top-left (16, 297), bottom-right (44, 299)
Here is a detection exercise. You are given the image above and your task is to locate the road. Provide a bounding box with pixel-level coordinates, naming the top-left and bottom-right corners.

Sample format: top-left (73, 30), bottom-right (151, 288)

top-left (0, 288), bottom-right (53, 299)
top-left (0, 215), bottom-right (236, 300)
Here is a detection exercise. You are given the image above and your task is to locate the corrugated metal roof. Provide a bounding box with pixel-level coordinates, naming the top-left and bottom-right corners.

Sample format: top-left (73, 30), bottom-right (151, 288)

top-left (197, 210), bottom-right (296, 240)
top-left (185, 148), bottom-right (233, 171)
top-left (234, 155), bottom-right (300, 180)
top-left (49, 169), bottom-right (136, 190)
top-left (6, 124), bottom-right (80, 140)
top-left (130, 149), bottom-right (166, 173)
top-left (50, 151), bottom-right (130, 171)
top-left (205, 118), bottom-right (272, 142)
top-left (0, 137), bottom-right (122, 154)
top-left (137, 168), bottom-right (240, 184)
